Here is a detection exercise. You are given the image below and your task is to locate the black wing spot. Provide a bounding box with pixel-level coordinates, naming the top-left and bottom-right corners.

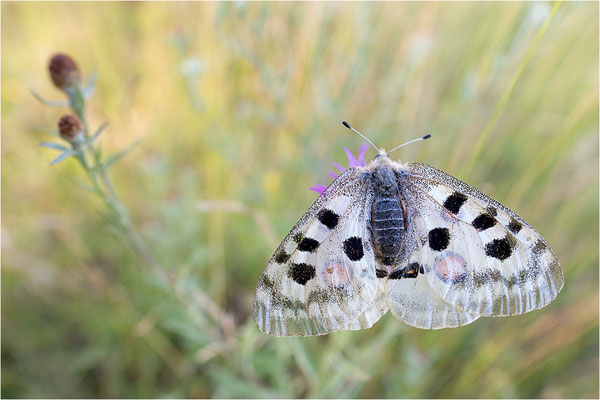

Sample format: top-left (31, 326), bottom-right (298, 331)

top-left (532, 239), bottom-right (547, 255)
top-left (298, 237), bottom-right (319, 252)
top-left (428, 228), bottom-right (450, 251)
top-left (486, 206), bottom-right (498, 216)
top-left (443, 192), bottom-right (468, 214)
top-left (343, 236), bottom-right (364, 261)
top-left (389, 262), bottom-right (421, 279)
top-left (472, 213), bottom-right (496, 231)
top-left (290, 263), bottom-right (316, 285)
top-left (376, 269), bottom-right (388, 278)
top-left (292, 232), bottom-right (303, 243)
top-left (485, 238), bottom-right (512, 260)
top-left (508, 218), bottom-right (523, 234)
top-left (260, 275), bottom-right (275, 289)
top-left (505, 233), bottom-right (518, 249)
top-left (317, 209), bottom-right (339, 229)
top-left (274, 250), bottom-right (290, 264)
top-left (388, 269), bottom-right (403, 279)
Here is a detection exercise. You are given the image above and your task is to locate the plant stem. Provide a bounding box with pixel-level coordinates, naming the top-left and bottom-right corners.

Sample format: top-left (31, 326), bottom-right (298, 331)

top-left (56, 79), bottom-right (235, 342)
top-left (75, 149), bottom-right (105, 198)
top-left (74, 135), bottom-right (161, 275)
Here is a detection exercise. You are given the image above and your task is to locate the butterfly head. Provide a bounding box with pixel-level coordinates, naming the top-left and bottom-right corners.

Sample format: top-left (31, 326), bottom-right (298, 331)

top-left (374, 150), bottom-right (390, 160)
top-left (371, 150), bottom-right (400, 169)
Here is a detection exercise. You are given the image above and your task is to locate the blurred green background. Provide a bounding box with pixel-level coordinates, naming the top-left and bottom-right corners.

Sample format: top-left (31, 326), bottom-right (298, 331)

top-left (2, 2), bottom-right (598, 398)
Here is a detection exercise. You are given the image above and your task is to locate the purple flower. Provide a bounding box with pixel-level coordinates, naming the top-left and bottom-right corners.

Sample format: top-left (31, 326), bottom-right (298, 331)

top-left (309, 143), bottom-right (369, 195)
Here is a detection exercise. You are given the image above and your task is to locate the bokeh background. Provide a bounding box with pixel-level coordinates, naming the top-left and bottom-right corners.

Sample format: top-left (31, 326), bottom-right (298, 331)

top-left (2, 2), bottom-right (598, 398)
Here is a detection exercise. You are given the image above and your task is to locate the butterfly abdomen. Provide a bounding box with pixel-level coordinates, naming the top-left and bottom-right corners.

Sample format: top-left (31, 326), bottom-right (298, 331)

top-left (371, 196), bottom-right (404, 265)
top-left (369, 164), bottom-right (405, 266)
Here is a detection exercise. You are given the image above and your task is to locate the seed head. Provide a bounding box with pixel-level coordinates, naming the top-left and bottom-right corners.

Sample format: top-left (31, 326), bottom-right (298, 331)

top-left (48, 53), bottom-right (81, 91)
top-left (58, 114), bottom-right (83, 141)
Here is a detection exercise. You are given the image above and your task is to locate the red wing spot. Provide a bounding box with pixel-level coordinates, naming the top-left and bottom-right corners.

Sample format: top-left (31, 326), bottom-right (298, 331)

top-left (321, 262), bottom-right (350, 287)
top-left (435, 253), bottom-right (467, 283)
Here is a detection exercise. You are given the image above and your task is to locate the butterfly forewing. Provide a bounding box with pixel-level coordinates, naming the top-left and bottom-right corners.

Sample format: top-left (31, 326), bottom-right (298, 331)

top-left (254, 168), bottom-right (379, 336)
top-left (404, 162), bottom-right (563, 317)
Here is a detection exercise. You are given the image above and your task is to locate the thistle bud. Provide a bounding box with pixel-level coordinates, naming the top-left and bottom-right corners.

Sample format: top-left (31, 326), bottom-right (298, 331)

top-left (48, 53), bottom-right (81, 91)
top-left (58, 115), bottom-right (83, 141)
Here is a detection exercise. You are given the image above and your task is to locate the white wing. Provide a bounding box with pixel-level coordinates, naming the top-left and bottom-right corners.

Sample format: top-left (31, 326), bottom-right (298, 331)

top-left (399, 162), bottom-right (563, 317)
top-left (385, 249), bottom-right (480, 329)
top-left (341, 281), bottom-right (388, 331)
top-left (254, 168), bottom-right (381, 336)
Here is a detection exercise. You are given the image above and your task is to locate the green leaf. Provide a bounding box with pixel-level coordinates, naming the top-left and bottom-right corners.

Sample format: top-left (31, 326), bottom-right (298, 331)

top-left (39, 142), bottom-right (70, 151)
top-left (30, 89), bottom-right (68, 107)
top-left (50, 149), bottom-right (78, 165)
top-left (104, 138), bottom-right (142, 169)
top-left (69, 178), bottom-right (98, 194)
top-left (85, 121), bottom-right (109, 146)
top-left (82, 70), bottom-right (98, 98)
top-left (94, 145), bottom-right (103, 163)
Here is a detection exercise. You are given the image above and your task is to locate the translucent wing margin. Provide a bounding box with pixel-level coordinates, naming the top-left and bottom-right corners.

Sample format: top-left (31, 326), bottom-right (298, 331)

top-left (254, 168), bottom-right (380, 336)
top-left (402, 162), bottom-right (563, 317)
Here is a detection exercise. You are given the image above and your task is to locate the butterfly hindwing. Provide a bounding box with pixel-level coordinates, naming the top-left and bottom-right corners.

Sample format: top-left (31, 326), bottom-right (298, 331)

top-left (402, 162), bottom-right (564, 317)
top-left (385, 252), bottom-right (480, 329)
top-left (342, 281), bottom-right (388, 331)
top-left (254, 168), bottom-right (379, 336)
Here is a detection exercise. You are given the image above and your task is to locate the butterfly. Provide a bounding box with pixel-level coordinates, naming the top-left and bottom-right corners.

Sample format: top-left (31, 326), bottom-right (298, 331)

top-left (254, 122), bottom-right (563, 336)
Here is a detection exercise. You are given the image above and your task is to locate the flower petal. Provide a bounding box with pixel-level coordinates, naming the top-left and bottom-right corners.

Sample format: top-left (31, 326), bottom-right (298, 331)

top-left (310, 144), bottom-right (370, 194)
top-left (309, 184), bottom-right (327, 195)
top-left (344, 147), bottom-right (360, 167)
top-left (333, 161), bottom-right (346, 173)
top-left (358, 143), bottom-right (369, 166)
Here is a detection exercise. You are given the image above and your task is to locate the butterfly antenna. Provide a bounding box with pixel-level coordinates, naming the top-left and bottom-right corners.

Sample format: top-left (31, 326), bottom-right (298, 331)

top-left (342, 121), bottom-right (380, 152)
top-left (387, 134), bottom-right (432, 155)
